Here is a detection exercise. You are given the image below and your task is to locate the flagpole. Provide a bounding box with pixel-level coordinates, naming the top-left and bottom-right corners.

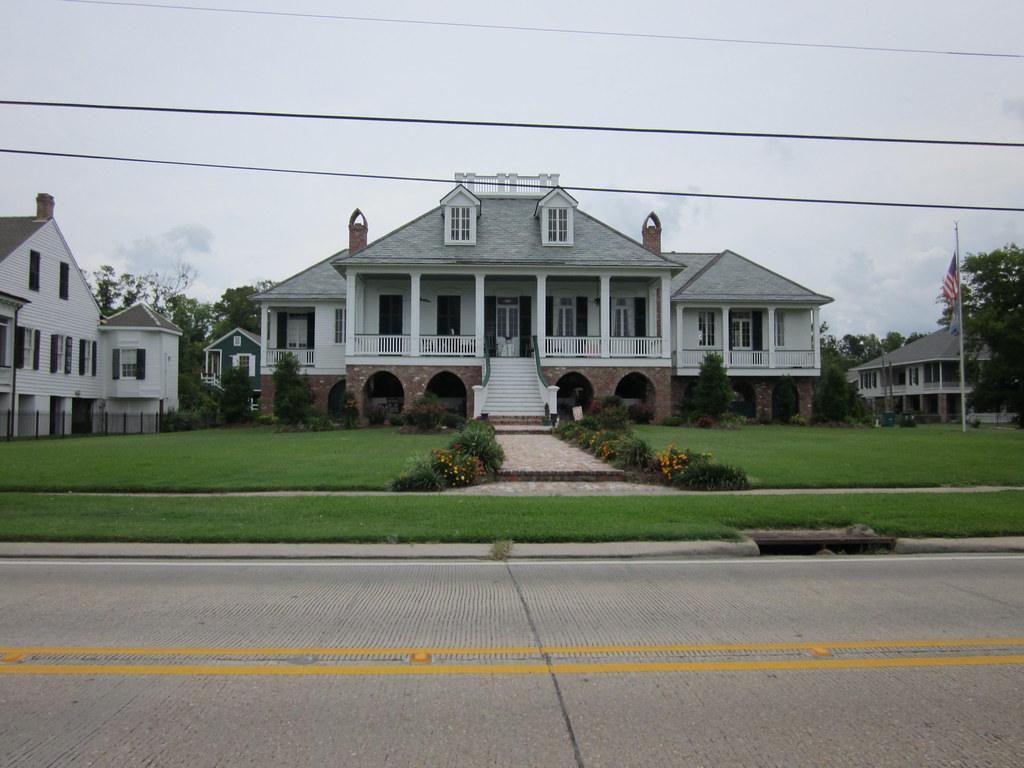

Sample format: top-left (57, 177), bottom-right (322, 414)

top-left (955, 223), bottom-right (967, 432)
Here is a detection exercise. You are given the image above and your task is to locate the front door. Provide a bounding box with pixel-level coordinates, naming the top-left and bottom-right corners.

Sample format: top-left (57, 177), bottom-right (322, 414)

top-left (495, 297), bottom-right (519, 357)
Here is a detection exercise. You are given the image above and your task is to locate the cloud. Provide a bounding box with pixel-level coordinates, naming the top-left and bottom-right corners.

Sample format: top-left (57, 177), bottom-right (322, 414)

top-left (1004, 98), bottom-right (1024, 126)
top-left (114, 224), bottom-right (214, 273)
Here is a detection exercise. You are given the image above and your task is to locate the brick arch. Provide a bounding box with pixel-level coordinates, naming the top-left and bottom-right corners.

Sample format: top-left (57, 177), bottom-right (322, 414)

top-left (614, 372), bottom-right (655, 404)
top-left (553, 372), bottom-right (594, 418)
top-left (426, 371), bottom-right (468, 417)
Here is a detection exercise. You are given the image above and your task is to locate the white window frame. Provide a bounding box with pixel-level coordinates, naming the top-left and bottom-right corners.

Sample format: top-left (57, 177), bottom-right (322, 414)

top-left (82, 338), bottom-right (93, 375)
top-left (0, 318), bottom-right (7, 367)
top-left (612, 297), bottom-right (633, 338)
top-left (697, 311), bottom-right (716, 347)
top-left (554, 297), bottom-right (574, 337)
top-left (234, 354), bottom-right (254, 376)
top-left (730, 312), bottom-right (752, 350)
top-left (774, 311), bottom-right (785, 348)
top-left (22, 324), bottom-right (37, 368)
top-left (233, 335), bottom-right (242, 347)
top-left (121, 348), bottom-right (139, 379)
top-left (444, 205), bottom-right (476, 244)
top-left (334, 307), bottom-right (347, 344)
top-left (545, 208), bottom-right (571, 245)
top-left (287, 312), bottom-right (308, 349)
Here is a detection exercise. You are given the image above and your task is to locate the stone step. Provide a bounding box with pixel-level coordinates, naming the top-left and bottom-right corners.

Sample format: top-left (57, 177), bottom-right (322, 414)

top-left (497, 468), bottom-right (627, 482)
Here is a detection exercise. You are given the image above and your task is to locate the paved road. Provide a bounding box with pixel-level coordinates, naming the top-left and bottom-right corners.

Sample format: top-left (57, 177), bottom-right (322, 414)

top-left (2, 555), bottom-right (1023, 767)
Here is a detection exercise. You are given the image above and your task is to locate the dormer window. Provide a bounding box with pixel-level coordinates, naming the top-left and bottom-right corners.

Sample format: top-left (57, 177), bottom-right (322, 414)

top-left (536, 188), bottom-right (578, 246)
top-left (440, 185), bottom-right (481, 245)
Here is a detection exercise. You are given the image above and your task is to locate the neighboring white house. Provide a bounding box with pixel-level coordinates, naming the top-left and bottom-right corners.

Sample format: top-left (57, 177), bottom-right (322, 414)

top-left (255, 173), bottom-right (833, 423)
top-left (849, 327), bottom-right (1004, 424)
top-left (0, 193), bottom-right (180, 437)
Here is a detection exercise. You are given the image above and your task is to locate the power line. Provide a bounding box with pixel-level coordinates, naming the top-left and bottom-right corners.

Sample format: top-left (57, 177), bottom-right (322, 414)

top-left (56, 0), bottom-right (1024, 60)
top-left (4, 100), bottom-right (1022, 149)
top-left (3, 147), bottom-right (1022, 212)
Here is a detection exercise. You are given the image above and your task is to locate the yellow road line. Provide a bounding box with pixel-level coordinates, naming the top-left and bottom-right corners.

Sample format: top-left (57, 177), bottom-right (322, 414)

top-left (2, 656), bottom-right (1024, 676)
top-left (4, 638), bottom-right (1024, 657)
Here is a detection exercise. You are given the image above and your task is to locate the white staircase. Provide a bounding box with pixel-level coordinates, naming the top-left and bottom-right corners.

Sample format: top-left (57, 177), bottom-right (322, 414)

top-left (483, 358), bottom-right (546, 419)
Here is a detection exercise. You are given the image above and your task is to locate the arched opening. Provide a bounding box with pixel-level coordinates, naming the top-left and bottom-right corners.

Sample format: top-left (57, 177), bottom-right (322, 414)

top-left (615, 372), bottom-right (654, 405)
top-left (364, 371), bottom-right (404, 416)
top-left (327, 379), bottom-right (348, 418)
top-left (772, 377), bottom-right (799, 422)
top-left (731, 381), bottom-right (756, 419)
top-left (426, 371), bottom-right (467, 416)
top-left (555, 372), bottom-right (593, 419)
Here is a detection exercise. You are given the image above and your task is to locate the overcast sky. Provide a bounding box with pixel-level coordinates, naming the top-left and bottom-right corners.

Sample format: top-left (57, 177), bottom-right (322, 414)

top-left (3, 0), bottom-right (1023, 339)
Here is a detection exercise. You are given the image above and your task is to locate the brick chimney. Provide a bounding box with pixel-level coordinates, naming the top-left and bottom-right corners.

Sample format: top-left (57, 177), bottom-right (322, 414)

top-left (35, 193), bottom-right (55, 221)
top-left (641, 212), bottom-right (662, 254)
top-left (348, 209), bottom-right (368, 254)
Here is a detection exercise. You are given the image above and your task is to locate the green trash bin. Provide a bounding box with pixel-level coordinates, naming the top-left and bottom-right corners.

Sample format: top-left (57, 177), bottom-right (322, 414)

top-left (882, 411), bottom-right (896, 427)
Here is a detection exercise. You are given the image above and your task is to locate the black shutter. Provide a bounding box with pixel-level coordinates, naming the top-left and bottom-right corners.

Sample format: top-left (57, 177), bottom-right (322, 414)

top-left (14, 327), bottom-right (25, 369)
top-left (634, 297), bottom-right (646, 337)
top-left (518, 296), bottom-right (531, 356)
top-left (137, 349), bottom-right (146, 380)
top-left (33, 330), bottom-right (41, 370)
top-left (753, 312), bottom-right (763, 351)
top-left (545, 296), bottom-right (553, 336)
top-left (65, 337), bottom-right (73, 374)
top-left (276, 314), bottom-right (287, 349)
top-left (306, 312), bottom-right (315, 348)
top-left (112, 349), bottom-right (121, 380)
top-left (79, 339), bottom-right (87, 375)
top-left (50, 334), bottom-right (59, 373)
top-left (575, 297), bottom-right (588, 337)
top-left (91, 341), bottom-right (97, 376)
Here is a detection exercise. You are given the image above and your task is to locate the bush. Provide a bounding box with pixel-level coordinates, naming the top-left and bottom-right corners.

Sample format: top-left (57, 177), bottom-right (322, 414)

top-left (430, 449), bottom-right (483, 488)
top-left (220, 365), bottom-right (256, 424)
top-left (899, 414), bottom-right (917, 427)
top-left (336, 388), bottom-right (359, 430)
top-left (590, 396), bottom-right (629, 431)
top-left (367, 405), bottom-right (388, 426)
top-left (693, 353), bottom-right (733, 418)
top-left (587, 430), bottom-right (628, 462)
top-left (161, 409), bottom-right (215, 433)
top-left (405, 392), bottom-right (447, 431)
top-left (449, 422), bottom-right (505, 475)
top-left (613, 433), bottom-right (655, 471)
top-left (628, 404), bottom-right (654, 424)
top-left (272, 352), bottom-right (314, 425)
top-left (389, 455), bottom-right (444, 492)
top-left (695, 415), bottom-right (716, 429)
top-left (660, 415), bottom-right (684, 427)
top-left (655, 444), bottom-right (696, 483)
top-left (387, 412), bottom-right (406, 427)
top-left (440, 411), bottom-right (466, 430)
top-left (672, 456), bottom-right (752, 491)
top-left (297, 409), bottom-right (334, 432)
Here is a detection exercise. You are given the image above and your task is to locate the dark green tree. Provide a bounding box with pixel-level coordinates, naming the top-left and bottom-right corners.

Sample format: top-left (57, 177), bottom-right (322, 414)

top-left (962, 244), bottom-right (1024, 425)
top-left (774, 375), bottom-right (798, 422)
top-left (272, 352), bottom-right (313, 424)
top-left (693, 353), bottom-right (733, 418)
top-left (211, 282), bottom-right (273, 339)
top-left (220, 364), bottom-right (255, 424)
top-left (814, 362), bottom-right (855, 422)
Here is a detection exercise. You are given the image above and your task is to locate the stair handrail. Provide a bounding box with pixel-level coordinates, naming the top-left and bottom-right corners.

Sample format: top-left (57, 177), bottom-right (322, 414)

top-left (531, 336), bottom-right (548, 386)
top-left (532, 336), bottom-right (559, 423)
top-left (482, 335), bottom-right (493, 386)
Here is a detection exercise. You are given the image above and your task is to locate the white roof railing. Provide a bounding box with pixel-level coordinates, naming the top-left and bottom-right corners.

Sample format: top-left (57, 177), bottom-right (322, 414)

top-left (454, 173), bottom-right (560, 196)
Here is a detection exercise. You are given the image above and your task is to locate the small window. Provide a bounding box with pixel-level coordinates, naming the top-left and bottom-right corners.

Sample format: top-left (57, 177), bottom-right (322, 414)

top-left (29, 251), bottom-right (41, 291)
top-left (554, 297), bottom-right (574, 337)
top-left (59, 262), bottom-right (70, 300)
top-left (121, 348), bottom-right (139, 379)
top-left (233, 335), bottom-right (242, 347)
top-left (546, 208), bottom-right (569, 243)
top-left (334, 307), bottom-right (347, 344)
top-left (450, 207), bottom-right (471, 242)
top-left (64, 336), bottom-right (73, 374)
top-left (730, 312), bottom-right (752, 349)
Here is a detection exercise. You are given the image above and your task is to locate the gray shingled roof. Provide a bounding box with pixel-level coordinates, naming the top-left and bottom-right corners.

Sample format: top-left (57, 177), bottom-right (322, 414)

top-left (253, 251), bottom-right (348, 300)
top-left (102, 303), bottom-right (181, 333)
top-left (0, 217), bottom-right (47, 262)
top-left (671, 250), bottom-right (833, 304)
top-left (334, 197), bottom-right (675, 270)
top-left (850, 328), bottom-right (980, 371)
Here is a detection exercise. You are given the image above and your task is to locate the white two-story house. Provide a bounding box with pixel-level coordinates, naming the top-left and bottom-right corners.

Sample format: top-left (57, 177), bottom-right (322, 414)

top-left (1, 194), bottom-right (180, 437)
top-left (255, 173), bottom-right (832, 423)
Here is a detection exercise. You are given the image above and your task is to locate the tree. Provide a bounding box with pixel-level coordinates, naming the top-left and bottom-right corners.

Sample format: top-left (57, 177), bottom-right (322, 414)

top-left (693, 353), bottom-right (733, 419)
top-left (272, 352), bottom-right (313, 424)
top-left (220, 364), bottom-right (255, 424)
top-left (211, 282), bottom-right (273, 339)
top-left (774, 375), bottom-right (798, 423)
top-left (814, 362), bottom-right (856, 422)
top-left (962, 244), bottom-right (1024, 425)
top-left (86, 261), bottom-right (197, 316)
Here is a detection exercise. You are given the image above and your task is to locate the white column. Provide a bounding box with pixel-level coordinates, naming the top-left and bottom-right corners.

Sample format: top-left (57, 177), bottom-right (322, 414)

top-left (536, 274), bottom-right (547, 358)
top-left (345, 271), bottom-right (357, 351)
top-left (722, 306), bottom-right (731, 368)
top-left (767, 306), bottom-right (776, 369)
top-left (812, 306), bottom-right (821, 369)
top-left (410, 272), bottom-right (421, 357)
top-left (660, 276), bottom-right (671, 358)
top-left (675, 303), bottom-right (684, 368)
top-left (600, 275), bottom-right (611, 358)
top-left (475, 273), bottom-right (485, 358)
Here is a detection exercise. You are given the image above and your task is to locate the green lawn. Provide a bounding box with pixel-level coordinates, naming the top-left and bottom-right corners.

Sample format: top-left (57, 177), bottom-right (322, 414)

top-left (636, 424), bottom-right (1024, 488)
top-left (2, 491), bottom-right (1022, 543)
top-left (0, 427), bottom-right (447, 492)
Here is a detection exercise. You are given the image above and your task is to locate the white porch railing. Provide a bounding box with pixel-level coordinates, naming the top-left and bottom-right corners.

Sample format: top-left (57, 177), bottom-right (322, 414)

top-left (608, 337), bottom-right (663, 357)
top-left (545, 337), bottom-right (602, 357)
top-left (0, 365), bottom-right (11, 388)
top-left (678, 349), bottom-right (816, 370)
top-left (267, 348), bottom-right (316, 366)
top-left (354, 335), bottom-right (410, 356)
top-left (419, 335), bottom-right (477, 356)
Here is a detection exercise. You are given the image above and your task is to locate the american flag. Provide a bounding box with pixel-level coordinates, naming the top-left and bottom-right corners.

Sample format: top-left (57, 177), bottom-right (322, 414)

top-left (943, 255), bottom-right (960, 303)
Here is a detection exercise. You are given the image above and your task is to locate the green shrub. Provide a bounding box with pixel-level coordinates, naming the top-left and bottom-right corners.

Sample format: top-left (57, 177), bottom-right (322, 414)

top-left (440, 411), bottom-right (466, 430)
top-left (660, 415), bottom-right (684, 427)
top-left (297, 409), bottom-right (335, 432)
top-left (367, 405), bottom-right (388, 426)
top-left (272, 352), bottom-right (314, 425)
top-left (672, 456), bottom-right (752, 491)
top-left (387, 412), bottom-right (405, 427)
top-left (899, 414), bottom-right (917, 428)
top-left (389, 456), bottom-right (444, 492)
top-left (448, 424), bottom-right (505, 475)
top-left (336, 388), bottom-right (359, 430)
top-left (430, 449), bottom-right (483, 488)
top-left (588, 430), bottom-right (628, 462)
top-left (405, 392), bottom-right (447, 431)
top-left (613, 433), bottom-right (655, 470)
top-left (161, 409), bottom-right (214, 433)
top-left (628, 404), bottom-right (654, 424)
top-left (590, 398), bottom-right (629, 431)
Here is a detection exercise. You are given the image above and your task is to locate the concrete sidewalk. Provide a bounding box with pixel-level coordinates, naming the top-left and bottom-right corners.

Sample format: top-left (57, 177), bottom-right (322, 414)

top-left (1, 537), bottom-right (1022, 561)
